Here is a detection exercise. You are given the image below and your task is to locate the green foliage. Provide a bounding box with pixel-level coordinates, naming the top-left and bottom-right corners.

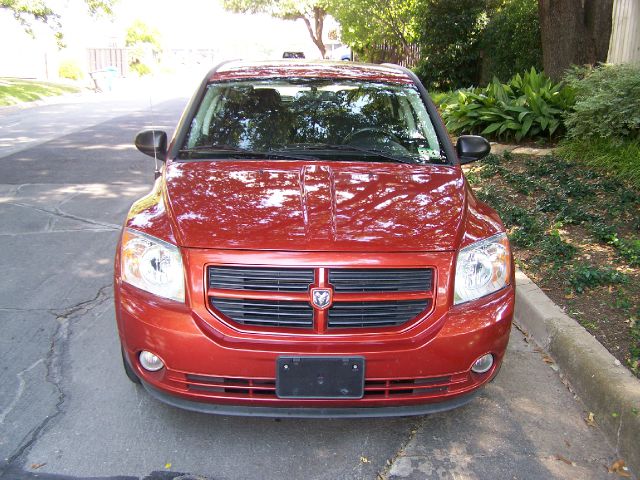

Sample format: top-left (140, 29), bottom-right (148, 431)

top-left (558, 65), bottom-right (640, 190)
top-left (58, 60), bottom-right (84, 80)
top-left (589, 223), bottom-right (640, 267)
top-left (0, 77), bottom-right (80, 106)
top-left (224, 0), bottom-right (319, 18)
top-left (481, 0), bottom-right (542, 81)
top-left (125, 20), bottom-right (161, 76)
top-left (223, 0), bottom-right (328, 56)
top-left (469, 151), bottom-right (639, 377)
top-left (568, 264), bottom-right (627, 294)
top-left (438, 68), bottom-right (574, 141)
top-left (125, 20), bottom-right (161, 50)
top-left (129, 61), bottom-right (151, 77)
top-left (564, 64), bottom-right (640, 140)
top-left (566, 65), bottom-right (640, 139)
top-left (559, 137), bottom-right (640, 189)
top-left (630, 317), bottom-right (640, 375)
top-left (327, 0), bottom-right (418, 52)
top-left (0, 0), bottom-right (114, 47)
top-left (539, 230), bottom-right (577, 263)
top-left (413, 0), bottom-right (487, 90)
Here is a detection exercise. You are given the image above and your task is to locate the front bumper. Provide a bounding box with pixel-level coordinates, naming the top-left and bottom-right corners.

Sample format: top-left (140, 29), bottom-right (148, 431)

top-left (141, 379), bottom-right (480, 418)
top-left (115, 273), bottom-right (514, 415)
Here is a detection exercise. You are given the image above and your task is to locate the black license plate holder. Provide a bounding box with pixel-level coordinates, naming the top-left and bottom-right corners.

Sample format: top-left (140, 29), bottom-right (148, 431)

top-left (276, 356), bottom-right (365, 399)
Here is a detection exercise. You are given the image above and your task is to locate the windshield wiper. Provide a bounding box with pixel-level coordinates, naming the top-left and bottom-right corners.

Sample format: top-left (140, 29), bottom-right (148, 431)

top-left (276, 143), bottom-right (418, 165)
top-left (179, 144), bottom-right (319, 161)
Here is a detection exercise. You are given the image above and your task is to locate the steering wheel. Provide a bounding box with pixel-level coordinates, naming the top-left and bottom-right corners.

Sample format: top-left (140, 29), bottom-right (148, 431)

top-left (342, 127), bottom-right (402, 145)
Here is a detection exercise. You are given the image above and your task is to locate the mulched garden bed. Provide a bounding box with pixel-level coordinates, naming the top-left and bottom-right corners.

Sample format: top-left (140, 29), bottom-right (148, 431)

top-left (464, 151), bottom-right (640, 377)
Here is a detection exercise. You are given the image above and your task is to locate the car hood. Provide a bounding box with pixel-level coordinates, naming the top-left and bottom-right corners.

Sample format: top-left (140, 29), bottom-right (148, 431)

top-left (163, 160), bottom-right (466, 252)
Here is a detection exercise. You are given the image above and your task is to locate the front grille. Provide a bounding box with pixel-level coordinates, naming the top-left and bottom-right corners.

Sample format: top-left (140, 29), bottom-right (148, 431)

top-left (211, 297), bottom-right (314, 328)
top-left (328, 299), bottom-right (430, 328)
top-left (364, 376), bottom-right (452, 397)
top-left (206, 265), bottom-right (435, 331)
top-left (329, 268), bottom-right (433, 292)
top-left (185, 374), bottom-right (276, 396)
top-left (208, 266), bottom-right (314, 292)
top-left (177, 372), bottom-right (470, 400)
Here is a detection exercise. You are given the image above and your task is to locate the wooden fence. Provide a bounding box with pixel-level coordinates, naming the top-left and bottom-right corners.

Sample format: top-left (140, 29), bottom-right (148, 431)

top-left (608, 0), bottom-right (640, 64)
top-left (355, 43), bottom-right (422, 68)
top-left (87, 48), bottom-right (128, 75)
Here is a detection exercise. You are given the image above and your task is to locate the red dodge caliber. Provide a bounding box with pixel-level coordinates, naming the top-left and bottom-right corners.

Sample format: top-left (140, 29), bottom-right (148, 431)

top-left (114, 61), bottom-right (514, 417)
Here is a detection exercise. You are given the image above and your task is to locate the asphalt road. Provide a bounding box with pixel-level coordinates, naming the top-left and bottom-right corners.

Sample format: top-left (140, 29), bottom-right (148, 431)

top-left (0, 84), bottom-right (624, 480)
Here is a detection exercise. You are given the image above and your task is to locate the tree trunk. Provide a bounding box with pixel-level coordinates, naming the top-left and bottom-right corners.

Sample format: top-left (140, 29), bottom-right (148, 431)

top-left (301, 8), bottom-right (327, 58)
top-left (538, 0), bottom-right (614, 80)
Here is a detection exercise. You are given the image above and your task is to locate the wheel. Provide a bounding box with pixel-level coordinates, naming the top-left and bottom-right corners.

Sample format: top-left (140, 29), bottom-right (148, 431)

top-left (121, 347), bottom-right (141, 384)
top-left (342, 127), bottom-right (402, 145)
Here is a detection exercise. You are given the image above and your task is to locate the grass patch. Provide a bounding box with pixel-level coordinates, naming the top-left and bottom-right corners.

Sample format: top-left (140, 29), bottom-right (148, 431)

top-left (0, 78), bottom-right (81, 106)
top-left (558, 137), bottom-right (640, 189)
top-left (465, 151), bottom-right (640, 376)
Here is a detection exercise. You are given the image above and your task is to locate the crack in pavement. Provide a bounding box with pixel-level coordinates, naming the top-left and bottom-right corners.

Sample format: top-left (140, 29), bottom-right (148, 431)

top-left (0, 285), bottom-right (114, 476)
top-left (6, 202), bottom-right (120, 230)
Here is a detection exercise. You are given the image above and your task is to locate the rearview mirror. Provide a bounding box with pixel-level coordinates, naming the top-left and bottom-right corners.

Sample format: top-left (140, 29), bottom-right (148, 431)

top-left (135, 129), bottom-right (167, 159)
top-left (456, 135), bottom-right (491, 164)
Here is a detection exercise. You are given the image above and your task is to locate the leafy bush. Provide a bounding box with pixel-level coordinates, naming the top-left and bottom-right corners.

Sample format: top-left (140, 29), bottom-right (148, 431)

top-left (129, 62), bottom-right (151, 76)
top-left (58, 60), bottom-right (84, 81)
top-left (438, 68), bottom-right (574, 141)
top-left (480, 0), bottom-right (542, 82)
top-left (414, 0), bottom-right (487, 90)
top-left (413, 0), bottom-right (543, 90)
top-left (564, 64), bottom-right (640, 140)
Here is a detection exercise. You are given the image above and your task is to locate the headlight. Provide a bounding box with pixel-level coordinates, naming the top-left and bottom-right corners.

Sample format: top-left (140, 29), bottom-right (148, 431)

top-left (454, 233), bottom-right (511, 305)
top-left (120, 228), bottom-right (185, 302)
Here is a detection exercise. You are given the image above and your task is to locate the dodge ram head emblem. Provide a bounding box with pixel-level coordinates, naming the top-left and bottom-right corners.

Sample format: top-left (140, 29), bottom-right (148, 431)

top-left (310, 288), bottom-right (332, 309)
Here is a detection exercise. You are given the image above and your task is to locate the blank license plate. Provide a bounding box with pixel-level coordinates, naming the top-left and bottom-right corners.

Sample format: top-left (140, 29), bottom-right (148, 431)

top-left (276, 356), bottom-right (365, 399)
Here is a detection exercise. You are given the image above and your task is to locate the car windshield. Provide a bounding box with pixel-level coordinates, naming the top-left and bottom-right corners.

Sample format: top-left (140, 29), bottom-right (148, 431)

top-left (181, 78), bottom-right (446, 164)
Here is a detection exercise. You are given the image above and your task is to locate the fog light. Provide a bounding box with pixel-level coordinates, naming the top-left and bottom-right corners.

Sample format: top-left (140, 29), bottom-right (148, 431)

top-left (139, 351), bottom-right (164, 372)
top-left (471, 354), bottom-right (494, 374)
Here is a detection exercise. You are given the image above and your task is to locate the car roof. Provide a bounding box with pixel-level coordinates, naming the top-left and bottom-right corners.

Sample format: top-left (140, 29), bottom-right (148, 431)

top-left (209, 60), bottom-right (415, 85)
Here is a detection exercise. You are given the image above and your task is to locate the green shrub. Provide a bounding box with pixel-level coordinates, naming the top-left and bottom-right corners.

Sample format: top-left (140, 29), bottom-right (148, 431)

top-left (481, 0), bottom-right (542, 82)
top-left (414, 0), bottom-right (543, 89)
top-left (558, 137), bottom-right (640, 188)
top-left (414, 0), bottom-right (487, 90)
top-left (129, 61), bottom-right (151, 76)
top-left (564, 64), bottom-right (640, 140)
top-left (58, 60), bottom-right (84, 81)
top-left (438, 68), bottom-right (574, 141)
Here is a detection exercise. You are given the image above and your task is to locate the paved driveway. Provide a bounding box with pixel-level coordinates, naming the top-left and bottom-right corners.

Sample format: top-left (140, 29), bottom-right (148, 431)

top-left (0, 88), bottom-right (622, 480)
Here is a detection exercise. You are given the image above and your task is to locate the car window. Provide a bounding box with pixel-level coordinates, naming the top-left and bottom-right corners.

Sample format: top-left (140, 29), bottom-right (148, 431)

top-left (183, 79), bottom-right (445, 164)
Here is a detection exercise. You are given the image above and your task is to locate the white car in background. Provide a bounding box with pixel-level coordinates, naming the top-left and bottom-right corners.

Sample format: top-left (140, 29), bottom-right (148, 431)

top-left (329, 45), bottom-right (352, 61)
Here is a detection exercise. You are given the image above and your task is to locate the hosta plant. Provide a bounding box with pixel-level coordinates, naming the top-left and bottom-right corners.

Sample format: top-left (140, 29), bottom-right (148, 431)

top-left (438, 68), bottom-right (574, 141)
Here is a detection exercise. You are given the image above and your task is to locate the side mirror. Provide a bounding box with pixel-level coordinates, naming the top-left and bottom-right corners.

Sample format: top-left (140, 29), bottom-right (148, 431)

top-left (456, 135), bottom-right (491, 164)
top-left (135, 129), bottom-right (167, 159)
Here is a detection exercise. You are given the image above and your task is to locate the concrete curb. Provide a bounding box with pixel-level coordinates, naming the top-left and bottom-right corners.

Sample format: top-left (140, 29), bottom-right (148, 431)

top-left (514, 270), bottom-right (640, 476)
